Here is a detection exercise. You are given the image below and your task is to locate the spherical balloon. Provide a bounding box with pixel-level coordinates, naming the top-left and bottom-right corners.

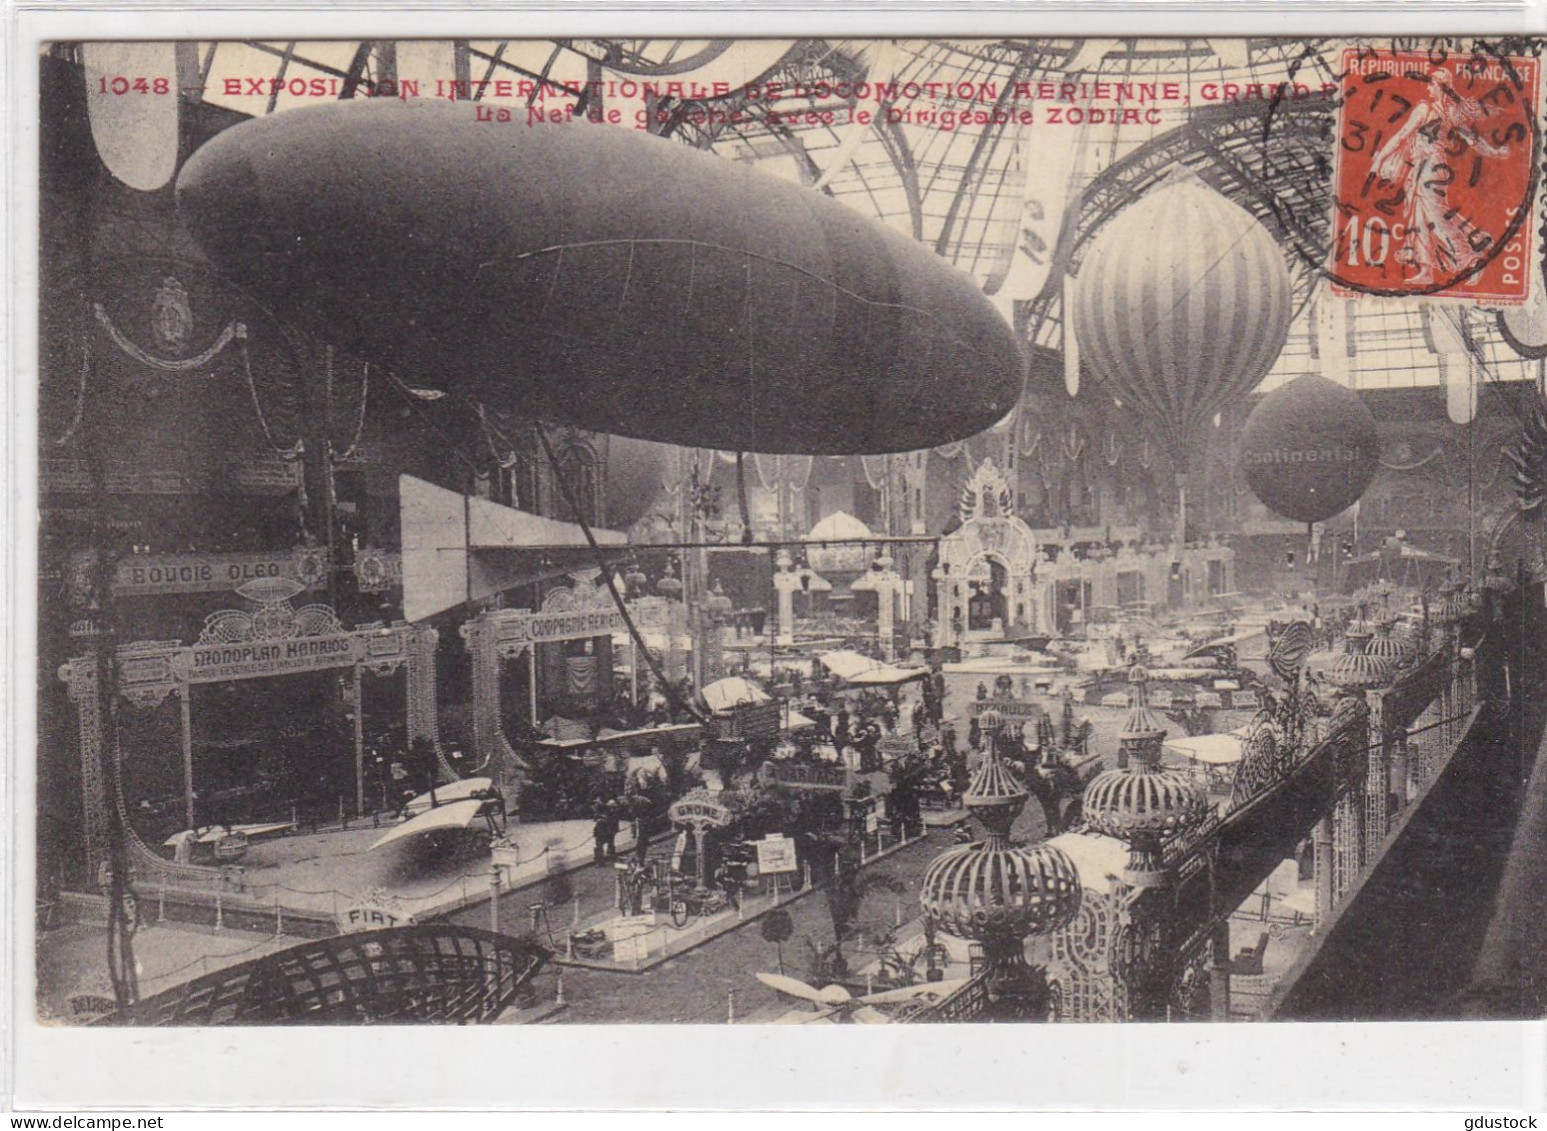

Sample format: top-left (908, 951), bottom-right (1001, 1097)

top-left (176, 100), bottom-right (1023, 456)
top-left (1071, 171), bottom-right (1293, 469)
top-left (600, 435), bottom-right (671, 529)
top-left (1239, 374), bottom-right (1380, 524)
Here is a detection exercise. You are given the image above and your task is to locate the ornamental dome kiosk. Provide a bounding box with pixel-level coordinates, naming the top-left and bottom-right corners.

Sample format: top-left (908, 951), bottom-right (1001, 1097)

top-left (934, 460), bottom-right (1042, 648)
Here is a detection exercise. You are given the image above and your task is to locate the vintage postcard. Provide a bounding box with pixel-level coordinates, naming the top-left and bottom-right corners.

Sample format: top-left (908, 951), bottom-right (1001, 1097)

top-left (28, 35), bottom-right (1547, 1040)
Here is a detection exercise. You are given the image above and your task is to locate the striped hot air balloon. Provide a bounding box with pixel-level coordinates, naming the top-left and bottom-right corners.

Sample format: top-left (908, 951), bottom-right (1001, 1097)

top-left (1070, 170), bottom-right (1293, 538)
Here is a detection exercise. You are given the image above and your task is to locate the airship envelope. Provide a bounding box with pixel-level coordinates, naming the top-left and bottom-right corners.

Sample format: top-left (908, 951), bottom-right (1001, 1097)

top-left (175, 100), bottom-right (1024, 454)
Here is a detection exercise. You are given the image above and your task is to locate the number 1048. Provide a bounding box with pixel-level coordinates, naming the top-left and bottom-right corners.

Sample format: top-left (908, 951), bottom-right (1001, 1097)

top-left (97, 76), bottom-right (171, 95)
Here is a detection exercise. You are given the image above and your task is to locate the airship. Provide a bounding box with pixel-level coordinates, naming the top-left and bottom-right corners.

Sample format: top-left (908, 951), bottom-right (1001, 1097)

top-left (175, 100), bottom-right (1024, 455)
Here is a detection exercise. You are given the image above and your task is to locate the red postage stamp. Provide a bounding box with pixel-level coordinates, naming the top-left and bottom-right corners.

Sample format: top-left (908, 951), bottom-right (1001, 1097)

top-left (1331, 46), bottom-right (1540, 302)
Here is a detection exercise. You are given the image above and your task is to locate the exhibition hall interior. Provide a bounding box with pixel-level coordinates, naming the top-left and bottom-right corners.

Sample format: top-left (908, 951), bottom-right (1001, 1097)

top-left (34, 37), bottom-right (1547, 1026)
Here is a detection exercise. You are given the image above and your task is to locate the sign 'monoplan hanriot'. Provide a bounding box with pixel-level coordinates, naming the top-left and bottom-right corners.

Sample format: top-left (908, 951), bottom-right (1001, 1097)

top-left (172, 634), bottom-right (366, 683)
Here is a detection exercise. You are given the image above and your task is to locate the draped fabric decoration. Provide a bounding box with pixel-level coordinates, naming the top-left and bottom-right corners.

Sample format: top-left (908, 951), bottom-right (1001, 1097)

top-left (240, 330), bottom-right (372, 462)
top-left (1378, 444), bottom-right (1513, 492)
top-left (1103, 431), bottom-right (1122, 467)
top-left (238, 330), bottom-right (304, 458)
top-left (1036, 439), bottom-right (1058, 494)
top-left (787, 454), bottom-right (813, 492)
top-left (901, 450), bottom-right (929, 533)
top-left (860, 453), bottom-right (889, 491)
top-left (1020, 410), bottom-right (1041, 458)
top-left (329, 350), bottom-right (371, 463)
top-left (1420, 304), bottom-right (1480, 426)
top-left (1062, 422), bottom-right (1086, 463)
top-left (753, 452), bottom-right (781, 493)
top-left (1379, 446), bottom-right (1447, 473)
top-left (860, 453), bottom-right (893, 534)
top-left (305, 341), bottom-right (372, 460)
top-left (752, 453), bottom-right (813, 492)
top-left (752, 452), bottom-right (776, 493)
top-left (565, 654), bottom-right (599, 697)
top-left (934, 439), bottom-right (968, 460)
top-left (93, 302), bottom-right (242, 372)
top-left (666, 447), bottom-right (721, 497)
top-left (50, 334), bottom-right (90, 447)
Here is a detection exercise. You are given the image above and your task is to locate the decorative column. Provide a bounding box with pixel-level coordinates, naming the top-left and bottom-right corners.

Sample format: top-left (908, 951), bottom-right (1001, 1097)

top-left (703, 580), bottom-right (732, 684)
top-left (874, 557), bottom-right (902, 660)
top-left (853, 555), bottom-right (904, 660)
top-left (1312, 816), bottom-right (1334, 928)
top-left (459, 613), bottom-right (501, 771)
top-left (179, 683), bottom-right (195, 828)
top-left (1331, 787), bottom-right (1364, 904)
top-left (352, 664), bottom-right (366, 816)
top-left (1327, 621), bottom-right (1390, 898)
top-left (1391, 733), bottom-right (1411, 809)
top-left (772, 550), bottom-right (799, 647)
top-left (1362, 689), bottom-right (1390, 854)
top-left (60, 656), bottom-right (109, 878)
top-left (405, 623), bottom-right (453, 780)
top-left (1208, 919), bottom-right (1233, 1021)
top-left (658, 560), bottom-right (686, 682)
top-left (932, 564), bottom-right (956, 648)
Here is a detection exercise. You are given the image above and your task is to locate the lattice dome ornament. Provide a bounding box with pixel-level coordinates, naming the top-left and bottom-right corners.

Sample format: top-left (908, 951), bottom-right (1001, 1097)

top-left (919, 738), bottom-right (1081, 1018)
top-left (1115, 665), bottom-right (1167, 767)
top-left (1431, 580), bottom-right (1469, 629)
top-left (656, 559), bottom-right (683, 598)
top-left (1366, 616), bottom-right (1410, 668)
top-left (1329, 625), bottom-right (1393, 693)
top-left (1081, 667), bottom-right (1207, 888)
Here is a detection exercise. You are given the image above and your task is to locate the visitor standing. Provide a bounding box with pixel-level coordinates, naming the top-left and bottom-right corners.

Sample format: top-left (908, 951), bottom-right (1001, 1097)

top-left (593, 802), bottom-right (614, 864)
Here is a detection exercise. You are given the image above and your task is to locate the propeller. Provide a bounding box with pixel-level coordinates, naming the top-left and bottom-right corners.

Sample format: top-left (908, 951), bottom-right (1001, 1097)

top-left (755, 972), bottom-right (852, 1005)
top-left (755, 972), bottom-right (971, 1023)
top-left (853, 979), bottom-right (969, 1005)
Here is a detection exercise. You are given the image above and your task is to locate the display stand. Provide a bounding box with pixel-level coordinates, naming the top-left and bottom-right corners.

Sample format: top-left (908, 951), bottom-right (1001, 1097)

top-left (764, 872), bottom-right (795, 903)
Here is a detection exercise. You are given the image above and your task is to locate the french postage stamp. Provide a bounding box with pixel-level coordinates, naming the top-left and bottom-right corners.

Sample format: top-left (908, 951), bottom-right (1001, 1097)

top-left (1331, 45), bottom-right (1541, 301)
